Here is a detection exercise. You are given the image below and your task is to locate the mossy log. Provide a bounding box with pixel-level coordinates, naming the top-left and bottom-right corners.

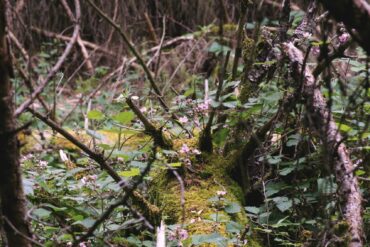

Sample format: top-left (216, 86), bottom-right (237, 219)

top-left (149, 141), bottom-right (261, 246)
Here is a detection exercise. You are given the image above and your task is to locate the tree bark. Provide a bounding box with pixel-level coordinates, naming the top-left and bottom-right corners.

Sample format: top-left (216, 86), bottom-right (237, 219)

top-left (284, 42), bottom-right (364, 247)
top-left (0, 1), bottom-right (33, 246)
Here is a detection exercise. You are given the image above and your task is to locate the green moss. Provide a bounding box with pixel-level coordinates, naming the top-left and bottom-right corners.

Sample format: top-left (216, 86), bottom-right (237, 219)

top-left (149, 152), bottom-right (262, 246)
top-left (19, 129), bottom-right (150, 153)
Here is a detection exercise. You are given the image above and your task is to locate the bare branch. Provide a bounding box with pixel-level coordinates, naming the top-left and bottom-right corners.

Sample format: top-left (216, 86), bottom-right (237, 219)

top-left (85, 0), bottom-right (169, 112)
top-left (14, 0), bottom-right (81, 117)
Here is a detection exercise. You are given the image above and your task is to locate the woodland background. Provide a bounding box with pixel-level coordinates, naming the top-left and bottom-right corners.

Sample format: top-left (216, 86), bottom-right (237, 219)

top-left (0, 0), bottom-right (370, 246)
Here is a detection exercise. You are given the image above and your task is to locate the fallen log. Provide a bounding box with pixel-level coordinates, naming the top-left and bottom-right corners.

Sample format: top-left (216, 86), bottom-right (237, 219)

top-left (283, 42), bottom-right (364, 247)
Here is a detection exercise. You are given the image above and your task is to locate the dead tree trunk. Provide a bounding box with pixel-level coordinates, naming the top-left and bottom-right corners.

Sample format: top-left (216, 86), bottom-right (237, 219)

top-left (284, 42), bottom-right (364, 247)
top-left (0, 1), bottom-right (33, 246)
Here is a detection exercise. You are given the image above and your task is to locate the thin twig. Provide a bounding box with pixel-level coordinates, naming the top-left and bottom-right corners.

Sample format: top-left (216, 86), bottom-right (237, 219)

top-left (72, 148), bottom-right (157, 246)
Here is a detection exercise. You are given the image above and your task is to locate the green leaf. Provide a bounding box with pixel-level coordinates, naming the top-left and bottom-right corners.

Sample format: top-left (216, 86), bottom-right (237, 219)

top-left (286, 133), bottom-right (300, 147)
top-left (112, 111), bottom-right (135, 124)
top-left (213, 128), bottom-right (230, 146)
top-left (337, 123), bottom-right (353, 133)
top-left (226, 221), bottom-right (243, 233)
top-left (279, 166), bottom-right (295, 176)
top-left (222, 101), bottom-right (238, 109)
top-left (191, 232), bottom-right (227, 246)
top-left (225, 202), bottom-right (241, 214)
top-left (267, 155), bottom-right (282, 165)
top-left (265, 182), bottom-right (288, 197)
top-left (73, 217), bottom-right (95, 228)
top-left (169, 162), bottom-right (182, 167)
top-left (355, 170), bottom-right (365, 176)
top-left (33, 208), bottom-right (51, 218)
top-left (23, 178), bottom-right (34, 196)
top-left (86, 129), bottom-right (104, 140)
top-left (245, 206), bottom-right (260, 215)
top-left (118, 168), bottom-right (140, 177)
top-left (87, 110), bottom-right (104, 120)
top-left (317, 177), bottom-right (337, 194)
top-left (273, 197), bottom-right (292, 212)
top-left (57, 234), bottom-right (73, 241)
top-left (208, 42), bottom-right (231, 55)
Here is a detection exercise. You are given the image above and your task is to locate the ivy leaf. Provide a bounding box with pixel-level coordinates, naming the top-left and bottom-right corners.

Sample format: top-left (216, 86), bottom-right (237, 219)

top-left (87, 110), bottom-right (104, 120)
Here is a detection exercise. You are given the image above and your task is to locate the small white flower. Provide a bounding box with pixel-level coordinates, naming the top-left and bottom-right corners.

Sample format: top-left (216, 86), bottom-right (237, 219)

top-left (131, 95), bottom-right (139, 100)
top-left (114, 94), bottom-right (125, 103)
top-left (339, 33), bottom-right (350, 43)
top-left (180, 144), bottom-right (190, 154)
top-left (192, 149), bottom-right (201, 155)
top-left (216, 190), bottom-right (227, 197)
top-left (179, 116), bottom-right (189, 124)
top-left (178, 229), bottom-right (188, 240)
top-left (38, 160), bottom-right (48, 168)
top-left (140, 107), bottom-right (147, 113)
top-left (59, 150), bottom-right (69, 162)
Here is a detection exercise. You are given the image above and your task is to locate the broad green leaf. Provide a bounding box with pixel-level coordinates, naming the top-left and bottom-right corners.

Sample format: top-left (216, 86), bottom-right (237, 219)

top-left (337, 123), bottom-right (352, 132)
top-left (57, 234), bottom-right (73, 241)
top-left (279, 166), bottom-right (295, 176)
top-left (265, 182), bottom-right (288, 197)
top-left (213, 128), bottom-right (230, 145)
top-left (87, 110), bottom-right (104, 120)
top-left (355, 170), bottom-right (365, 176)
top-left (73, 217), bottom-right (95, 228)
top-left (226, 221), bottom-right (243, 233)
top-left (23, 178), bottom-right (34, 196)
top-left (33, 208), bottom-right (51, 218)
top-left (222, 101), bottom-right (238, 109)
top-left (225, 202), bottom-right (241, 214)
top-left (191, 232), bottom-right (227, 246)
top-left (245, 206), bottom-right (260, 215)
top-left (273, 197), bottom-right (292, 212)
top-left (112, 111), bottom-right (135, 124)
top-left (317, 177), bottom-right (337, 194)
top-left (118, 168), bottom-right (140, 177)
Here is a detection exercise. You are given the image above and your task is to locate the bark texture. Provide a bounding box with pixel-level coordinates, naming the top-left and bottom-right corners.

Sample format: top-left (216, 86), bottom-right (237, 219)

top-left (284, 42), bottom-right (363, 247)
top-left (0, 1), bottom-right (33, 246)
top-left (318, 0), bottom-right (370, 55)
